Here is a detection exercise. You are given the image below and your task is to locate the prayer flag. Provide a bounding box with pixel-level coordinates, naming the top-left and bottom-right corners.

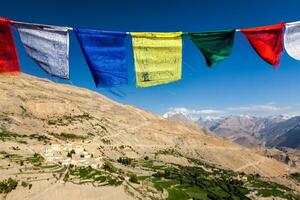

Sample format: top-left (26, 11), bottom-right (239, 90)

top-left (284, 22), bottom-right (300, 60)
top-left (241, 23), bottom-right (284, 67)
top-left (188, 30), bottom-right (235, 66)
top-left (74, 29), bottom-right (127, 87)
top-left (17, 24), bottom-right (69, 78)
top-left (0, 18), bottom-right (20, 73)
top-left (131, 32), bottom-right (182, 87)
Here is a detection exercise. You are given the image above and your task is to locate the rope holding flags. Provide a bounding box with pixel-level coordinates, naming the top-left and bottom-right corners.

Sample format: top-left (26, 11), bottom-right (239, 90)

top-left (1, 18), bottom-right (300, 88)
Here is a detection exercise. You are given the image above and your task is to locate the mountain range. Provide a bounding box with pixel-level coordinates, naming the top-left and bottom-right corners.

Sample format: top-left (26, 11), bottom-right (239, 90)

top-left (0, 73), bottom-right (299, 199)
top-left (165, 112), bottom-right (300, 149)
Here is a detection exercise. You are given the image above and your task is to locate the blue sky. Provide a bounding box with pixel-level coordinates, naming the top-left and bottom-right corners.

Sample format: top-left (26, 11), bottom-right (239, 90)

top-left (2, 0), bottom-right (300, 117)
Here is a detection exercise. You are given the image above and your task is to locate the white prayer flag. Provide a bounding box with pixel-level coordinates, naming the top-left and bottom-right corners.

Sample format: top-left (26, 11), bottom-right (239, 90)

top-left (17, 24), bottom-right (70, 79)
top-left (284, 22), bottom-right (300, 60)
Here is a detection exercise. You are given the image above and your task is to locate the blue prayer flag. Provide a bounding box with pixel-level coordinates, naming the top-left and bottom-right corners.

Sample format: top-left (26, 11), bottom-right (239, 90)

top-left (74, 29), bottom-right (127, 87)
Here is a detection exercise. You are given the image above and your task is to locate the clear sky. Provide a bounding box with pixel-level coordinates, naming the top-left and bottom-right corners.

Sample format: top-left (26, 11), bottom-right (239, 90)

top-left (2, 0), bottom-right (300, 118)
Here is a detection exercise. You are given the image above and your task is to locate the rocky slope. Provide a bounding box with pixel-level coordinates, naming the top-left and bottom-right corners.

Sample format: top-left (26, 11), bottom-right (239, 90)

top-left (260, 116), bottom-right (300, 149)
top-left (254, 147), bottom-right (300, 169)
top-left (0, 73), bottom-right (299, 200)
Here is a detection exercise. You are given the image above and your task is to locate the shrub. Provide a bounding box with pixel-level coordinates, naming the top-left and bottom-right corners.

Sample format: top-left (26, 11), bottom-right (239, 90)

top-left (101, 138), bottom-right (111, 144)
top-left (117, 157), bottom-right (133, 166)
top-left (102, 161), bottom-right (117, 173)
top-left (29, 134), bottom-right (50, 143)
top-left (67, 149), bottom-right (75, 158)
top-left (21, 181), bottom-right (28, 187)
top-left (67, 152), bottom-right (72, 158)
top-left (0, 178), bottom-right (18, 193)
top-left (129, 174), bottom-right (139, 184)
top-left (291, 172), bottom-right (300, 183)
top-left (51, 132), bottom-right (86, 140)
top-left (63, 172), bottom-right (69, 182)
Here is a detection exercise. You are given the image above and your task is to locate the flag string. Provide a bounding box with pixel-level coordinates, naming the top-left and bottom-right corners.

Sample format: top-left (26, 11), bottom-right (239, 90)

top-left (1, 17), bottom-right (299, 88)
top-left (8, 18), bottom-right (300, 33)
top-left (11, 20), bottom-right (73, 31)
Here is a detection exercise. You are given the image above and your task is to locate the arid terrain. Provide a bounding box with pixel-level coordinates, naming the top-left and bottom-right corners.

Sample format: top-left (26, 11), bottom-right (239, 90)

top-left (0, 73), bottom-right (300, 200)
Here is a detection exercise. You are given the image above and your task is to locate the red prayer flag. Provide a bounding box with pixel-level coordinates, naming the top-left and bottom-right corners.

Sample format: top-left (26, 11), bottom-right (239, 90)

top-left (241, 23), bottom-right (284, 68)
top-left (0, 17), bottom-right (20, 73)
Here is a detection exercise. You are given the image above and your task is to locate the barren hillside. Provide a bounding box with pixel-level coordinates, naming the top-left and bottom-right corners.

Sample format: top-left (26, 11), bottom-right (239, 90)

top-left (0, 73), bottom-right (299, 200)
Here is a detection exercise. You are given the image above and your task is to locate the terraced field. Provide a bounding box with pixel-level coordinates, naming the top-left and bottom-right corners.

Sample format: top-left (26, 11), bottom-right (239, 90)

top-left (2, 148), bottom-right (300, 199)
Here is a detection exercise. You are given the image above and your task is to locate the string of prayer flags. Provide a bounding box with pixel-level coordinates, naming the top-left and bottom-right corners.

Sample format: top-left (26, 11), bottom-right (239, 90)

top-left (188, 30), bottom-right (235, 66)
top-left (0, 18), bottom-right (20, 73)
top-left (241, 23), bottom-right (285, 68)
top-left (284, 22), bottom-right (300, 60)
top-left (74, 29), bottom-right (127, 87)
top-left (3, 17), bottom-right (300, 88)
top-left (131, 32), bottom-right (183, 87)
top-left (16, 23), bottom-right (70, 79)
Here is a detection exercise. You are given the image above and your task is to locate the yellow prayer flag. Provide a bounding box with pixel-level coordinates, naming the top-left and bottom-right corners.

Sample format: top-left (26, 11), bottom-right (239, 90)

top-left (131, 32), bottom-right (183, 87)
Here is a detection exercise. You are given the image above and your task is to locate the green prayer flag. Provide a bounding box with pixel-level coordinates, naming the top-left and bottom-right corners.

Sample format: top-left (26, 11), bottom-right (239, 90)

top-left (188, 30), bottom-right (235, 66)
